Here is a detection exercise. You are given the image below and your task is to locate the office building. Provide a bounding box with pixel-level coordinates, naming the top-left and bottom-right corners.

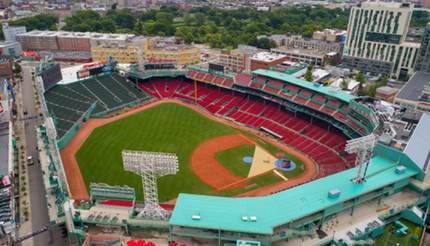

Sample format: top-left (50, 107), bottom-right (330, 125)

top-left (0, 41), bottom-right (22, 57)
top-left (312, 29), bottom-right (346, 42)
top-left (218, 45), bottom-right (259, 73)
top-left (270, 35), bottom-right (343, 66)
top-left (0, 56), bottom-right (13, 79)
top-left (343, 2), bottom-right (420, 80)
top-left (143, 46), bottom-right (200, 67)
top-left (250, 52), bottom-right (287, 71)
top-left (2, 23), bottom-right (26, 42)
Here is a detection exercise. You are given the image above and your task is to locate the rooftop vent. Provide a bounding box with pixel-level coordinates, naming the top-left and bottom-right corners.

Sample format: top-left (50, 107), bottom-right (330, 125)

top-left (328, 189), bottom-right (341, 199)
top-left (395, 165), bottom-right (407, 174)
top-left (250, 216), bottom-right (257, 222)
top-left (191, 215), bottom-right (201, 220)
top-left (241, 216), bottom-right (249, 221)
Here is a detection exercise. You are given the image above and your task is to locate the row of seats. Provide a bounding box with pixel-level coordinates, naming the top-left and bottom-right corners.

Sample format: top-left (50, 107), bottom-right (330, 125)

top-left (139, 78), bottom-right (356, 178)
top-left (235, 74), bottom-right (368, 135)
top-left (44, 74), bottom-right (148, 139)
top-left (186, 69), bottom-right (234, 88)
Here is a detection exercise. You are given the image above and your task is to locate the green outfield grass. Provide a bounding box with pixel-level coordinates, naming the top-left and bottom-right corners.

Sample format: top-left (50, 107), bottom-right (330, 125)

top-left (215, 144), bottom-right (255, 178)
top-left (75, 102), bottom-right (305, 201)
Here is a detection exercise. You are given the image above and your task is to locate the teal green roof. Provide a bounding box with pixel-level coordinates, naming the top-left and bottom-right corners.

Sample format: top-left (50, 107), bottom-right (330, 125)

top-left (170, 154), bottom-right (417, 235)
top-left (252, 69), bottom-right (356, 103)
top-left (283, 63), bottom-right (308, 75)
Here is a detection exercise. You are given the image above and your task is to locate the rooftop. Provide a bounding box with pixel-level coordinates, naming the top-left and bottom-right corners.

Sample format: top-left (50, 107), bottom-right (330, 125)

top-left (403, 113), bottom-right (430, 173)
top-left (376, 86), bottom-right (398, 95)
top-left (17, 30), bottom-right (135, 41)
top-left (251, 52), bottom-right (286, 63)
top-left (359, 1), bottom-right (412, 9)
top-left (170, 145), bottom-right (419, 235)
top-left (396, 72), bottom-right (430, 102)
top-left (252, 69), bottom-right (356, 103)
top-left (0, 41), bottom-right (20, 48)
top-left (0, 123), bottom-right (9, 175)
top-left (272, 46), bottom-right (331, 57)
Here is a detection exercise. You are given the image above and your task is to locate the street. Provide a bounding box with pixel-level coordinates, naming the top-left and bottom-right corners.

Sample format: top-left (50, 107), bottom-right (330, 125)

top-left (19, 64), bottom-right (66, 246)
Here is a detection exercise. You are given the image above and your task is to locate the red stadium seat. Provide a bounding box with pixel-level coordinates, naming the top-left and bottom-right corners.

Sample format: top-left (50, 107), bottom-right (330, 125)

top-left (138, 78), bottom-right (352, 178)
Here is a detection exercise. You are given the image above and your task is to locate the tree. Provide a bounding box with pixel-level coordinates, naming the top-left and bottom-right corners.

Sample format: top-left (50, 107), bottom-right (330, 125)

top-left (356, 72), bottom-right (366, 89)
top-left (13, 63), bottom-right (22, 75)
top-left (63, 10), bottom-right (101, 32)
top-left (340, 79), bottom-right (349, 90)
top-left (9, 14), bottom-right (59, 32)
top-left (411, 11), bottom-right (430, 27)
top-left (304, 65), bottom-right (313, 82)
top-left (59, 5), bottom-right (351, 49)
top-left (248, 37), bottom-right (276, 50)
top-left (134, 21), bottom-right (143, 35)
top-left (108, 9), bottom-right (136, 30)
top-left (376, 75), bottom-right (388, 86)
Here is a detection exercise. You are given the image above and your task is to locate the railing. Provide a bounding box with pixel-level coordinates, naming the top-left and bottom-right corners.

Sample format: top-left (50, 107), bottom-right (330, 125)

top-left (126, 69), bottom-right (186, 80)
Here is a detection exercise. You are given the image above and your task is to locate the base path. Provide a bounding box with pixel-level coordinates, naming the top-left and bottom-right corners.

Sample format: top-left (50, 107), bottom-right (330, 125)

top-left (61, 99), bottom-right (318, 200)
top-left (191, 133), bottom-right (252, 189)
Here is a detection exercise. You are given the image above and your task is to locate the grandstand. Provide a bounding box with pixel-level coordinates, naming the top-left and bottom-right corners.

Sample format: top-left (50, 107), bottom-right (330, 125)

top-left (43, 73), bottom-right (149, 145)
top-left (139, 77), bottom-right (356, 177)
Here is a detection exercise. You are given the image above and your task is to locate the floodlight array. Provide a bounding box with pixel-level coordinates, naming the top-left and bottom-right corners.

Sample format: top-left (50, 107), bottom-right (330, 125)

top-left (344, 134), bottom-right (377, 184)
top-left (121, 150), bottom-right (179, 220)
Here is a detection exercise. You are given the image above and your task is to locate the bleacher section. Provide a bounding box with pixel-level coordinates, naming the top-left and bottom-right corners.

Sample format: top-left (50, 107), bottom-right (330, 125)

top-left (44, 73), bottom-right (148, 139)
top-left (140, 78), bottom-right (356, 178)
top-left (186, 67), bottom-right (235, 88)
top-left (185, 67), bottom-right (373, 137)
top-left (233, 72), bottom-right (369, 137)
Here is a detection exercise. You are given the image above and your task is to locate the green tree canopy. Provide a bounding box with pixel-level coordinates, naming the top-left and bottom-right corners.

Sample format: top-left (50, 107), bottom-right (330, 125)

top-left (304, 65), bottom-right (313, 82)
top-left (60, 5), bottom-right (351, 48)
top-left (8, 14), bottom-right (58, 31)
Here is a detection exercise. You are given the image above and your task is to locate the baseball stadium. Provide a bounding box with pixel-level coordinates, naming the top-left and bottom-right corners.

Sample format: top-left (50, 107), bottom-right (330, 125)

top-left (33, 59), bottom-right (430, 246)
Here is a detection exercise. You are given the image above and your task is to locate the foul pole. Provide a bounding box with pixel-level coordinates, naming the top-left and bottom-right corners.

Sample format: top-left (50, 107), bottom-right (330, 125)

top-left (194, 79), bottom-right (198, 102)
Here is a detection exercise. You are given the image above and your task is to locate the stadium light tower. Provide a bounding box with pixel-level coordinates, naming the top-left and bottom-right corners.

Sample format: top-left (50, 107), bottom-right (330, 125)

top-left (122, 150), bottom-right (179, 219)
top-left (344, 134), bottom-right (377, 184)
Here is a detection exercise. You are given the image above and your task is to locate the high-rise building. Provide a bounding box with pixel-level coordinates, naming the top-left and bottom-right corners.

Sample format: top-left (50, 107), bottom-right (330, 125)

top-left (343, 2), bottom-right (420, 80)
top-left (415, 23), bottom-right (430, 73)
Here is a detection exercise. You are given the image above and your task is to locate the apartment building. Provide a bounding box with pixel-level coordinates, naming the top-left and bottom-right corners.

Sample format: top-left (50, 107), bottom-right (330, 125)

top-left (16, 31), bottom-right (60, 51)
top-left (56, 32), bottom-right (92, 52)
top-left (0, 41), bottom-right (22, 57)
top-left (343, 2), bottom-right (420, 80)
top-left (271, 35), bottom-right (344, 66)
top-left (218, 45), bottom-right (259, 73)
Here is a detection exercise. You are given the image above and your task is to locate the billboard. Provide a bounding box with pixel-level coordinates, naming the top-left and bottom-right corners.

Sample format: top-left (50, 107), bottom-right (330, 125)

top-left (209, 63), bottom-right (224, 73)
top-left (41, 64), bottom-right (62, 91)
top-left (88, 66), bottom-right (104, 76)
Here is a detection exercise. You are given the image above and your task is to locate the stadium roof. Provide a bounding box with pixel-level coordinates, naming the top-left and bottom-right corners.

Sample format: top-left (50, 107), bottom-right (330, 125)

top-left (404, 113), bottom-right (430, 172)
top-left (170, 148), bottom-right (418, 235)
top-left (252, 69), bottom-right (356, 103)
top-left (396, 72), bottom-right (430, 102)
